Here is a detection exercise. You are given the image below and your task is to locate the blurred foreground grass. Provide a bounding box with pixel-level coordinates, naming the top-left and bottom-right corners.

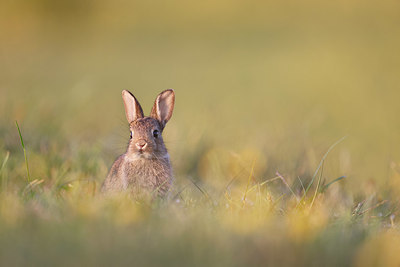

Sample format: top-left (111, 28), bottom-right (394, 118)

top-left (1, 0), bottom-right (400, 266)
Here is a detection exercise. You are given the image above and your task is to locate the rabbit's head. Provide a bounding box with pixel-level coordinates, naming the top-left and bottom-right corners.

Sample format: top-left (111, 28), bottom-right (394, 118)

top-left (121, 89), bottom-right (175, 160)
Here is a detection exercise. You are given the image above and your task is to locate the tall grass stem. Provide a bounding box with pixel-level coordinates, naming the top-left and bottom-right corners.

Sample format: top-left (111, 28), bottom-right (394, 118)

top-left (0, 151), bottom-right (10, 190)
top-left (15, 121), bottom-right (31, 182)
top-left (298, 136), bottom-right (346, 206)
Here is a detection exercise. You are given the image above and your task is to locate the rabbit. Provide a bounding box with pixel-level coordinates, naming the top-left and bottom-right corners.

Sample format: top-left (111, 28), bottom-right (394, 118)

top-left (101, 89), bottom-right (175, 198)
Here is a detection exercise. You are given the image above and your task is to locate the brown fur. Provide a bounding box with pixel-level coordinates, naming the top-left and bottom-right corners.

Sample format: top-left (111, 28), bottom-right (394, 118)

top-left (101, 90), bottom-right (175, 198)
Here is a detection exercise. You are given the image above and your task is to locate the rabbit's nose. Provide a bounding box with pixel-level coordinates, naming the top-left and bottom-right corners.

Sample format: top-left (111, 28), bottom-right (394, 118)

top-left (135, 140), bottom-right (147, 150)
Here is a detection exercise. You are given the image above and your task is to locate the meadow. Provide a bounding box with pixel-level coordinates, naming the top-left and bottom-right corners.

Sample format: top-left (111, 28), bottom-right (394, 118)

top-left (1, 0), bottom-right (400, 266)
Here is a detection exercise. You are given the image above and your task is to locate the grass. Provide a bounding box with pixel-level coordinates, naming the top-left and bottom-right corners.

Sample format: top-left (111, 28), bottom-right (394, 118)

top-left (0, 123), bottom-right (397, 266)
top-left (2, 0), bottom-right (400, 266)
top-left (15, 121), bottom-right (31, 183)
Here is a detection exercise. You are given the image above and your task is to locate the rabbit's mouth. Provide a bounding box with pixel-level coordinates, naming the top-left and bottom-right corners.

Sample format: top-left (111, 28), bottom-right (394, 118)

top-left (127, 144), bottom-right (155, 159)
top-left (127, 152), bottom-right (152, 161)
top-left (137, 147), bottom-right (150, 155)
top-left (135, 150), bottom-right (154, 159)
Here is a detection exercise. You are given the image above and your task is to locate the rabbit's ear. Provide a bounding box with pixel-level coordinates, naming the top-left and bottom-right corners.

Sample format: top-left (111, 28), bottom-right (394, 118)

top-left (122, 90), bottom-right (144, 123)
top-left (150, 89), bottom-right (175, 129)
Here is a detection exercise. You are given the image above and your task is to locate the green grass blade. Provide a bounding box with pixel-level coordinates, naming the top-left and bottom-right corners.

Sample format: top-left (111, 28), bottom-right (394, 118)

top-left (15, 121), bottom-right (31, 182)
top-left (189, 178), bottom-right (213, 203)
top-left (320, 176), bottom-right (346, 193)
top-left (299, 136), bottom-right (346, 205)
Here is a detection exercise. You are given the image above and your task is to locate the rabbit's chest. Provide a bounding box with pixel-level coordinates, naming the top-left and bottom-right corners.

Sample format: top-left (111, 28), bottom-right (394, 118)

top-left (123, 158), bottom-right (171, 190)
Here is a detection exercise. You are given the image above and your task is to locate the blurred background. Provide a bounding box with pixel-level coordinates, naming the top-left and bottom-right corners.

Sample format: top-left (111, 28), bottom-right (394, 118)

top-left (1, 0), bottom-right (400, 193)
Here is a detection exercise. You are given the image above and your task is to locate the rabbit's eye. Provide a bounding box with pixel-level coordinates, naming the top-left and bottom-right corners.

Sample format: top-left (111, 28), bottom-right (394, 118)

top-left (130, 131), bottom-right (133, 139)
top-left (153, 130), bottom-right (159, 138)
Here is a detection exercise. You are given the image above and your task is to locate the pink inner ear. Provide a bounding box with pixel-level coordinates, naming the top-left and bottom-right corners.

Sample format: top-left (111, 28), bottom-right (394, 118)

top-left (122, 90), bottom-right (143, 123)
top-left (156, 90), bottom-right (174, 123)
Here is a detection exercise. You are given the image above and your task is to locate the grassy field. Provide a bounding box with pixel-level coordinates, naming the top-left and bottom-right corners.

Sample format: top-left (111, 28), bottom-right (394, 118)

top-left (1, 0), bottom-right (400, 266)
